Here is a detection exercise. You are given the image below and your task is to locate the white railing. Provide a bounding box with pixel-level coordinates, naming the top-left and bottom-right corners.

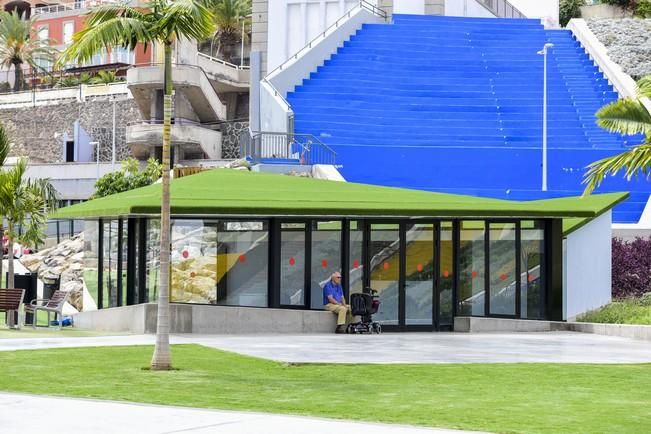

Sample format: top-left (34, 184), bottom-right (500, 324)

top-left (0, 82), bottom-right (131, 108)
top-left (567, 19), bottom-right (651, 112)
top-left (32, 0), bottom-right (119, 16)
top-left (261, 0), bottom-right (387, 133)
top-left (196, 52), bottom-right (250, 71)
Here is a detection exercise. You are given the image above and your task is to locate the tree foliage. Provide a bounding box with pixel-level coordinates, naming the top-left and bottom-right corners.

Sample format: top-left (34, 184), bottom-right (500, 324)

top-left (93, 157), bottom-right (162, 198)
top-left (560, 0), bottom-right (584, 27)
top-left (583, 75), bottom-right (651, 194)
top-left (207, 0), bottom-right (251, 62)
top-left (0, 11), bottom-right (58, 91)
top-left (612, 237), bottom-right (651, 298)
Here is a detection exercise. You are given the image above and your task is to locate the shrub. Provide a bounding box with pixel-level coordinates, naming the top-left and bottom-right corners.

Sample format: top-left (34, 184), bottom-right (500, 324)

top-left (612, 237), bottom-right (651, 298)
top-left (560, 0), bottom-right (585, 27)
top-left (635, 0), bottom-right (651, 17)
top-left (0, 81), bottom-right (10, 92)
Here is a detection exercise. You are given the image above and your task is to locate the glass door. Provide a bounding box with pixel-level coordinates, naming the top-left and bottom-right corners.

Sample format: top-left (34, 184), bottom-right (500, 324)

top-left (404, 223), bottom-right (434, 326)
top-left (368, 223), bottom-right (400, 326)
top-left (279, 222), bottom-right (307, 307)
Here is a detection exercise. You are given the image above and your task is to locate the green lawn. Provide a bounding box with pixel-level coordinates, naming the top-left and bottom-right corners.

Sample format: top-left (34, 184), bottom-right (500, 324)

top-left (577, 298), bottom-right (651, 325)
top-left (0, 345), bottom-right (649, 433)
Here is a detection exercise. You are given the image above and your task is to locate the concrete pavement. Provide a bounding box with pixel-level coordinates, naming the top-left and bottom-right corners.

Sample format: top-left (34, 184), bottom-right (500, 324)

top-left (3, 331), bottom-right (651, 364)
top-left (0, 392), bottom-right (483, 434)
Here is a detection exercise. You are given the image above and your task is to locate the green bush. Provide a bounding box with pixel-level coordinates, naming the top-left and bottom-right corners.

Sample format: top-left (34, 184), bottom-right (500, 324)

top-left (0, 81), bottom-right (10, 93)
top-left (635, 0), bottom-right (651, 17)
top-left (577, 297), bottom-right (651, 324)
top-left (560, 0), bottom-right (584, 27)
top-left (93, 157), bottom-right (162, 198)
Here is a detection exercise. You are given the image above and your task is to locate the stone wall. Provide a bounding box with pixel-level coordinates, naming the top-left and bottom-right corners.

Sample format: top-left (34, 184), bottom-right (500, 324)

top-left (221, 121), bottom-right (249, 159)
top-left (0, 98), bottom-right (141, 163)
top-left (587, 18), bottom-right (651, 80)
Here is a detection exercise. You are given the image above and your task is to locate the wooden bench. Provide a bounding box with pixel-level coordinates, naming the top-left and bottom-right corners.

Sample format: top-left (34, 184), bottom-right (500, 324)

top-left (0, 288), bottom-right (25, 329)
top-left (24, 290), bottom-right (70, 329)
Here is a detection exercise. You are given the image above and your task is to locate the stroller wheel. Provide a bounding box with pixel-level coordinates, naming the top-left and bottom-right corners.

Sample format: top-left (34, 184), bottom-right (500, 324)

top-left (373, 323), bottom-right (382, 334)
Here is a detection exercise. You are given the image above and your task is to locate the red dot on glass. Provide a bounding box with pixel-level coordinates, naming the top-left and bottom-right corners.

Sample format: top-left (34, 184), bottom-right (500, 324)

top-left (528, 274), bottom-right (534, 283)
top-left (383, 261), bottom-right (390, 270)
top-left (417, 263), bottom-right (423, 272)
top-left (238, 254), bottom-right (246, 263)
top-left (182, 250), bottom-right (189, 259)
top-left (321, 259), bottom-right (328, 268)
top-left (443, 270), bottom-right (449, 278)
top-left (353, 259), bottom-right (360, 269)
top-left (471, 271), bottom-right (478, 279)
top-left (500, 273), bottom-right (507, 281)
top-left (289, 257), bottom-right (296, 266)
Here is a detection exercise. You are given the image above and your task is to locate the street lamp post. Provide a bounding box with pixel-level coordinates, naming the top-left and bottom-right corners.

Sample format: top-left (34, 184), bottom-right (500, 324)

top-left (537, 42), bottom-right (554, 192)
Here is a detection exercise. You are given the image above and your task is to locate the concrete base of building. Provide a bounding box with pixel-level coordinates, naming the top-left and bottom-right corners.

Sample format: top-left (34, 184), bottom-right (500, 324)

top-left (454, 316), bottom-right (651, 342)
top-left (73, 303), bottom-right (338, 334)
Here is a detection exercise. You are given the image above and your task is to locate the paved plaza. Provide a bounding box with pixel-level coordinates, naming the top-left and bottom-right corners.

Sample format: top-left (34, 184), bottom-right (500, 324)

top-left (2, 331), bottom-right (651, 364)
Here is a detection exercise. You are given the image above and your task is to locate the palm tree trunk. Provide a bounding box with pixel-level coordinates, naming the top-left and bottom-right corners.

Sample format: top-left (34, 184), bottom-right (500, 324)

top-left (151, 41), bottom-right (173, 370)
top-left (0, 225), bottom-right (4, 287)
top-left (7, 222), bottom-right (14, 288)
top-left (13, 62), bottom-right (23, 92)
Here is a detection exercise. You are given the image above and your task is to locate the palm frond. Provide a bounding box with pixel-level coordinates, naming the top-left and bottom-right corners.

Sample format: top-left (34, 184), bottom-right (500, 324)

top-left (596, 98), bottom-right (651, 136)
top-left (160, 0), bottom-right (215, 41)
top-left (637, 75), bottom-right (651, 99)
top-left (582, 144), bottom-right (651, 195)
top-left (0, 124), bottom-right (9, 167)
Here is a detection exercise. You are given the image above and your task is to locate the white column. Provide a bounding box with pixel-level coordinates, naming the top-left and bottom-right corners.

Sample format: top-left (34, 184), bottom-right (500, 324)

top-left (393, 0), bottom-right (425, 14)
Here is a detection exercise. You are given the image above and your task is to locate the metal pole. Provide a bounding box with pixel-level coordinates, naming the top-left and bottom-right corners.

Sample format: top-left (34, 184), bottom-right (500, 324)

top-left (112, 100), bottom-right (116, 169)
top-left (90, 141), bottom-right (100, 180)
top-left (542, 48), bottom-right (548, 192)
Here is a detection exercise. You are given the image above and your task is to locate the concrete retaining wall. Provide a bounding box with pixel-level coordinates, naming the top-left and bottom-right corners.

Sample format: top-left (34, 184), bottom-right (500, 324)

top-left (74, 303), bottom-right (337, 334)
top-left (454, 316), bottom-right (651, 342)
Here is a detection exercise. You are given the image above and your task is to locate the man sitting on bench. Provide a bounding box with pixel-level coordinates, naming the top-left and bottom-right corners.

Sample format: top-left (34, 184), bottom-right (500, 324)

top-left (323, 271), bottom-right (351, 334)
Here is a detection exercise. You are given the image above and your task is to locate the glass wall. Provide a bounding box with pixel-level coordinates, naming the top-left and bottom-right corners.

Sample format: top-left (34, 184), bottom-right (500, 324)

top-left (145, 219), bottom-right (160, 303)
top-left (120, 220), bottom-right (128, 306)
top-left (489, 223), bottom-right (517, 316)
top-left (521, 221), bottom-right (545, 319)
top-left (369, 224), bottom-right (400, 325)
top-left (349, 220), bottom-right (364, 296)
top-left (102, 220), bottom-right (119, 308)
top-left (170, 219), bottom-right (218, 304)
top-left (439, 221), bottom-right (454, 327)
top-left (405, 223), bottom-right (434, 325)
top-left (215, 221), bottom-right (268, 307)
top-left (458, 221), bottom-right (485, 316)
top-left (82, 221), bottom-right (99, 310)
top-left (310, 221), bottom-right (342, 309)
top-left (280, 223), bottom-right (306, 306)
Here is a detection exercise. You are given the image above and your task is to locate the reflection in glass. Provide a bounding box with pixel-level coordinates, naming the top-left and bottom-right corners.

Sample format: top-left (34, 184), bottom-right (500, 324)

top-left (439, 222), bottom-right (454, 326)
top-left (102, 220), bottom-right (119, 308)
top-left (215, 221), bottom-right (268, 307)
top-left (458, 221), bottom-right (485, 316)
top-left (82, 221), bottom-right (99, 309)
top-left (311, 221), bottom-right (342, 309)
top-left (349, 220), bottom-right (364, 296)
top-left (146, 219), bottom-right (160, 303)
top-left (369, 224), bottom-right (400, 325)
top-left (405, 223), bottom-right (433, 325)
top-left (170, 219), bottom-right (218, 303)
top-left (280, 223), bottom-right (305, 306)
top-left (121, 220), bottom-right (128, 306)
top-left (489, 223), bottom-right (517, 316)
top-left (521, 221), bottom-right (545, 319)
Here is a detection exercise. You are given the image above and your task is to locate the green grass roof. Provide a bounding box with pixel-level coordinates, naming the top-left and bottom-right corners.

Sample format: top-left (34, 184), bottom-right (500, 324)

top-left (53, 169), bottom-right (628, 234)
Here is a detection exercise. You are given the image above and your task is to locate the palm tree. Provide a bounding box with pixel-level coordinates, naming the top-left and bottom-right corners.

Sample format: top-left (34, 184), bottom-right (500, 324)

top-left (0, 125), bottom-right (9, 287)
top-left (0, 158), bottom-right (57, 289)
top-left (209, 0), bottom-right (251, 62)
top-left (0, 11), bottom-right (58, 92)
top-left (59, 0), bottom-right (215, 370)
top-left (583, 76), bottom-right (651, 195)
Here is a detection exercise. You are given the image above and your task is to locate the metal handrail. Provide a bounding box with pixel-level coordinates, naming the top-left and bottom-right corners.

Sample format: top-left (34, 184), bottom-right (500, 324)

top-left (196, 52), bottom-right (250, 71)
top-left (261, 0), bottom-right (387, 133)
top-left (477, 0), bottom-right (526, 19)
top-left (241, 131), bottom-right (336, 166)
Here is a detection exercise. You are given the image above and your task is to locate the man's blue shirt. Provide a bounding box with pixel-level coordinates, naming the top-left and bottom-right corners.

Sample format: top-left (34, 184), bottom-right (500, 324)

top-left (323, 280), bottom-right (344, 305)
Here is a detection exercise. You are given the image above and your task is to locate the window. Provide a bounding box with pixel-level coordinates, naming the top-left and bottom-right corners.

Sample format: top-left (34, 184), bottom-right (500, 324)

top-left (280, 222), bottom-right (306, 306)
top-left (439, 221), bottom-right (454, 326)
top-left (310, 221), bottom-right (342, 309)
top-left (83, 221), bottom-right (99, 309)
top-left (405, 223), bottom-right (434, 325)
top-left (521, 221), bottom-right (545, 319)
top-left (63, 22), bottom-right (74, 46)
top-left (489, 223), bottom-right (517, 316)
top-left (458, 221), bottom-right (485, 316)
top-left (369, 224), bottom-right (400, 325)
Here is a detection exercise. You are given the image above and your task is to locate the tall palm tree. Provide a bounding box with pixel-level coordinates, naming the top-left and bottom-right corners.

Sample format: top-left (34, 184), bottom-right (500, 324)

top-left (0, 11), bottom-right (58, 92)
top-left (209, 0), bottom-right (251, 62)
top-left (583, 76), bottom-right (651, 195)
top-left (0, 125), bottom-right (9, 287)
top-left (59, 0), bottom-right (214, 370)
top-left (0, 158), bottom-right (57, 289)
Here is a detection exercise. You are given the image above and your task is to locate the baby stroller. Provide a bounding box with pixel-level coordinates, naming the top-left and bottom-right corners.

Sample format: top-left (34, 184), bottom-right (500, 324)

top-left (346, 288), bottom-right (381, 334)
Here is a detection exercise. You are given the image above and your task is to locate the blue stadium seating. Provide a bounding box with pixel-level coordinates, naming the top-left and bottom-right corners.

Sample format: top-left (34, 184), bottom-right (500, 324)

top-left (286, 14), bottom-right (650, 224)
